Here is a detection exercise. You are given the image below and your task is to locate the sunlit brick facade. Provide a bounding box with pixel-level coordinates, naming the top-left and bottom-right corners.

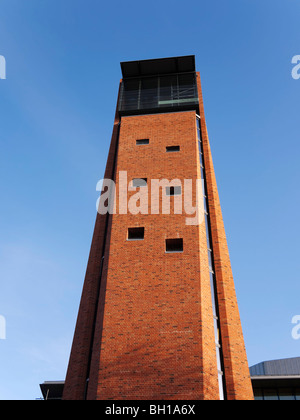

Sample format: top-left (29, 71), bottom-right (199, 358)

top-left (63, 56), bottom-right (253, 400)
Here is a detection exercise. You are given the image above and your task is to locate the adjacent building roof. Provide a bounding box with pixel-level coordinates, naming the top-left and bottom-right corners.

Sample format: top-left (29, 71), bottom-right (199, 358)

top-left (250, 357), bottom-right (300, 394)
top-left (250, 357), bottom-right (300, 377)
top-left (40, 357), bottom-right (300, 399)
top-left (40, 381), bottom-right (65, 400)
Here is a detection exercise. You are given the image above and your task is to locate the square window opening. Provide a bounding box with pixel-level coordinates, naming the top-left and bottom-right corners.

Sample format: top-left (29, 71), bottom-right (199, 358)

top-left (166, 186), bottom-right (182, 196)
top-left (128, 227), bottom-right (145, 241)
top-left (136, 139), bottom-right (149, 145)
top-left (166, 146), bottom-right (180, 153)
top-left (132, 178), bottom-right (148, 188)
top-left (166, 238), bottom-right (183, 253)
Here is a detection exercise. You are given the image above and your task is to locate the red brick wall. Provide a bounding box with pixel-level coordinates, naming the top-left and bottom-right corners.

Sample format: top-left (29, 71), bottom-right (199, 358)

top-left (86, 111), bottom-right (220, 400)
top-left (64, 74), bottom-right (253, 401)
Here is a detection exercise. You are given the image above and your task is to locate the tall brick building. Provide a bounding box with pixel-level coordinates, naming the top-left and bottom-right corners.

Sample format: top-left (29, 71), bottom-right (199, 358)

top-left (63, 56), bottom-right (253, 400)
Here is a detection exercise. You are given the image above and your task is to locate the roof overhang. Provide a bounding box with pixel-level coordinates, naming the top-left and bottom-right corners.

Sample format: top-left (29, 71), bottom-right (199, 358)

top-left (40, 381), bottom-right (64, 400)
top-left (120, 55), bottom-right (196, 79)
top-left (251, 375), bottom-right (300, 389)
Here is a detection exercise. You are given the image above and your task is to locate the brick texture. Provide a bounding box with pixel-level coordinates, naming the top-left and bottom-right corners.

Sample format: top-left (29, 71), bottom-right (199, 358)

top-left (63, 73), bottom-right (254, 400)
top-left (87, 111), bottom-right (219, 400)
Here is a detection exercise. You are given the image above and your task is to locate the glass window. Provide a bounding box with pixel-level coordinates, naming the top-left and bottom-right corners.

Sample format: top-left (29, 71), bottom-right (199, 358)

top-left (121, 79), bottom-right (140, 111)
top-left (178, 73), bottom-right (197, 99)
top-left (278, 389), bottom-right (295, 400)
top-left (119, 74), bottom-right (198, 114)
top-left (199, 149), bottom-right (204, 166)
top-left (201, 179), bottom-right (207, 197)
top-left (159, 75), bottom-right (178, 103)
top-left (254, 389), bottom-right (264, 400)
top-left (214, 317), bottom-right (220, 345)
top-left (203, 196), bottom-right (208, 214)
top-left (200, 165), bottom-right (205, 181)
top-left (218, 373), bottom-right (225, 401)
top-left (210, 272), bottom-right (218, 317)
top-left (216, 347), bottom-right (222, 372)
top-left (263, 389), bottom-right (279, 400)
top-left (205, 217), bottom-right (211, 250)
top-left (140, 77), bottom-right (158, 109)
top-left (208, 249), bottom-right (213, 271)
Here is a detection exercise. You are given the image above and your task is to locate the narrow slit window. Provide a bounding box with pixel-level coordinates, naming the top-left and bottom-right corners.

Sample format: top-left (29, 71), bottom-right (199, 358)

top-left (132, 178), bottom-right (147, 187)
top-left (166, 186), bottom-right (182, 196)
top-left (166, 146), bottom-right (180, 152)
top-left (128, 227), bottom-right (145, 241)
top-left (136, 139), bottom-right (149, 145)
top-left (165, 238), bottom-right (183, 253)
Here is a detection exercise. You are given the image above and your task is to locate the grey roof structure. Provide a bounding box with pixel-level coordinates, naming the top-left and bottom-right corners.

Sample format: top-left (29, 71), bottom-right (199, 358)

top-left (250, 357), bottom-right (300, 377)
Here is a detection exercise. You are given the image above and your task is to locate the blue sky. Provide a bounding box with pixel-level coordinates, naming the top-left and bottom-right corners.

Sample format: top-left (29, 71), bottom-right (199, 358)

top-left (0, 0), bottom-right (299, 400)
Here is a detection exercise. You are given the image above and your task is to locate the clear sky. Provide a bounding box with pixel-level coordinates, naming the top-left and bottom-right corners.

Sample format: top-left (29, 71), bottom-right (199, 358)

top-left (0, 0), bottom-right (299, 400)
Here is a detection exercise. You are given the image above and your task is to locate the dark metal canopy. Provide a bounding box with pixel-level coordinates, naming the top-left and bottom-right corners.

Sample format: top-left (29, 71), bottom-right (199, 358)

top-left (40, 381), bottom-right (64, 400)
top-left (121, 55), bottom-right (196, 79)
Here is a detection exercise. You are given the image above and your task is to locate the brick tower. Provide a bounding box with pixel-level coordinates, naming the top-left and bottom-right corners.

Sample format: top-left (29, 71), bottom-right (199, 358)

top-left (63, 56), bottom-right (253, 400)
